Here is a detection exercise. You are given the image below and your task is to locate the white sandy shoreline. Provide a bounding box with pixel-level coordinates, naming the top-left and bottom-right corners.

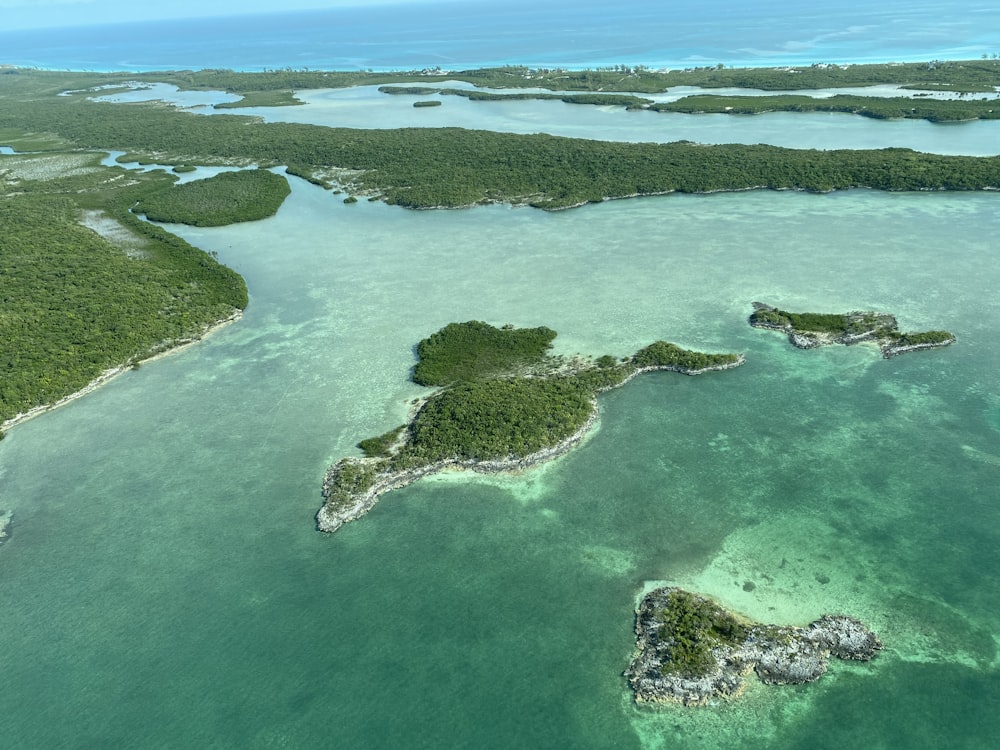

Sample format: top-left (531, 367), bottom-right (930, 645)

top-left (1, 309), bottom-right (243, 434)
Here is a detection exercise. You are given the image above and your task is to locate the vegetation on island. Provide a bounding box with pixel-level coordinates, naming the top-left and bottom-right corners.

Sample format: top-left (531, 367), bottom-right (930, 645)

top-left (412, 100), bottom-right (442, 107)
top-left (385, 85), bottom-right (1000, 123)
top-left (380, 85), bottom-right (652, 109)
top-left (632, 341), bottom-right (743, 371)
top-left (655, 94), bottom-right (1000, 123)
top-left (0, 152), bottom-right (248, 426)
top-left (627, 586), bottom-right (883, 705)
top-left (321, 321), bottom-right (743, 523)
top-left (133, 169), bottom-right (291, 226)
top-left (749, 303), bottom-right (955, 356)
top-left (648, 589), bottom-right (750, 677)
top-left (412, 321), bottom-right (557, 385)
top-left (213, 90), bottom-right (304, 108)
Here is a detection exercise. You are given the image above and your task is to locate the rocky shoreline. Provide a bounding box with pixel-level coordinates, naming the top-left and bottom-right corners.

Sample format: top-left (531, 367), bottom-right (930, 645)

top-left (749, 302), bottom-right (955, 358)
top-left (318, 407), bottom-right (601, 533)
top-left (317, 357), bottom-right (746, 534)
top-left (626, 587), bottom-right (883, 706)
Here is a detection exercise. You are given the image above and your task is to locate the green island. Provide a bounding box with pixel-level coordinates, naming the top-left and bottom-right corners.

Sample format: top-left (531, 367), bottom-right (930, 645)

top-left (133, 168), bottom-right (291, 226)
top-left (381, 85), bottom-right (1000, 124)
top-left (379, 85), bottom-right (652, 110)
top-left (412, 99), bottom-right (442, 108)
top-left (212, 90), bottom-right (305, 108)
top-left (626, 587), bottom-right (882, 705)
top-left (653, 94), bottom-right (1000, 123)
top-left (749, 302), bottom-right (956, 357)
top-left (317, 321), bottom-right (744, 533)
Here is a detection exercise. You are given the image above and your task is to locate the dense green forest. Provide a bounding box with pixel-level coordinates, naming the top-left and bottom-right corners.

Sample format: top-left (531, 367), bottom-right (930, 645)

top-left (412, 321), bottom-right (557, 385)
top-left (2, 90), bottom-right (998, 210)
top-left (0, 154), bottom-right (247, 428)
top-left (134, 169), bottom-right (291, 226)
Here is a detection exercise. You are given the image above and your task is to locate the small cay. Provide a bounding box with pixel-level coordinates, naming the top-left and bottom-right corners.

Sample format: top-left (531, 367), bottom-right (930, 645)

top-left (626, 587), bottom-right (883, 706)
top-left (318, 322), bottom-right (744, 533)
top-left (749, 302), bottom-right (955, 357)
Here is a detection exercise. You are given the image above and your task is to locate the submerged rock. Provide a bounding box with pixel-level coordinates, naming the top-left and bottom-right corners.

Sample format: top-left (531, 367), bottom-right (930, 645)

top-left (625, 587), bottom-right (882, 706)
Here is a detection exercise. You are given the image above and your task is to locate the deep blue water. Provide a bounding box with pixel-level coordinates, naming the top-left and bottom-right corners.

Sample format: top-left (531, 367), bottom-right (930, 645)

top-left (1, 0), bottom-right (998, 72)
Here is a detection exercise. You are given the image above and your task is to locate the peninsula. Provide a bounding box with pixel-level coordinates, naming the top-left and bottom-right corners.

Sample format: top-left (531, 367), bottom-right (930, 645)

top-left (749, 302), bottom-right (955, 357)
top-left (626, 587), bottom-right (882, 705)
top-left (318, 322), bottom-right (744, 533)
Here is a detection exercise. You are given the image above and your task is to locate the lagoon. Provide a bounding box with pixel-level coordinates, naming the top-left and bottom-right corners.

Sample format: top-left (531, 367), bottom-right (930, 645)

top-left (94, 82), bottom-right (1000, 156)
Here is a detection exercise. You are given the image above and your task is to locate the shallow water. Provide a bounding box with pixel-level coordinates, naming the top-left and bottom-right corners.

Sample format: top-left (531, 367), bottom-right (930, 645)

top-left (3, 4), bottom-right (1000, 744)
top-left (92, 82), bottom-right (1000, 156)
top-left (1, 179), bottom-right (998, 747)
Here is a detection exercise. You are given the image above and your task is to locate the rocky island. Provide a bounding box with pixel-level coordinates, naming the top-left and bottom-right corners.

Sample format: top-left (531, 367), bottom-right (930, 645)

top-left (626, 587), bottom-right (883, 706)
top-left (749, 302), bottom-right (955, 357)
top-left (318, 321), bottom-right (744, 533)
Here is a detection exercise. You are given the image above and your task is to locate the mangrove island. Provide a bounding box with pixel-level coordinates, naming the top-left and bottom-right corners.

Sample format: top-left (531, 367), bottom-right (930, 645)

top-left (318, 321), bottom-right (744, 533)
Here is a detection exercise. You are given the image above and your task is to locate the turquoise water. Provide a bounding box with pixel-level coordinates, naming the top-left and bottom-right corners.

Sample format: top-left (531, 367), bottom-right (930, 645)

top-left (2, 0), bottom-right (999, 70)
top-left (3, 6), bottom-right (1000, 744)
top-left (1, 181), bottom-right (998, 747)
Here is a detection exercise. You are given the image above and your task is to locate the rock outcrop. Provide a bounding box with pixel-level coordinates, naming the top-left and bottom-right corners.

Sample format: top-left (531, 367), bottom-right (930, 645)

top-left (625, 587), bottom-right (882, 705)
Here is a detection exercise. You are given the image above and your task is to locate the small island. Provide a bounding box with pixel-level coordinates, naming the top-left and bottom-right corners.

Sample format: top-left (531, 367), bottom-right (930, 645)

top-left (749, 302), bottom-right (955, 358)
top-left (318, 321), bottom-right (744, 533)
top-left (626, 587), bottom-right (882, 706)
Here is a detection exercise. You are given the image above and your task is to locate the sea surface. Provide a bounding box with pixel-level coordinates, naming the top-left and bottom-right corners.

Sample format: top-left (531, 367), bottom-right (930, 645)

top-left (2, 6), bottom-right (1000, 749)
top-left (1, 0), bottom-right (999, 71)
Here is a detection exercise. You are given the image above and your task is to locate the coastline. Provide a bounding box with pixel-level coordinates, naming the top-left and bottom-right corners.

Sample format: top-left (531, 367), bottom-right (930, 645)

top-left (317, 356), bottom-right (746, 533)
top-left (1, 309), bottom-right (243, 434)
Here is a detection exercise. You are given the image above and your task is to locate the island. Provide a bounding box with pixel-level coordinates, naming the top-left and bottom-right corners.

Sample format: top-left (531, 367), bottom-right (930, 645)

top-left (317, 321), bottom-right (744, 533)
top-left (749, 302), bottom-right (955, 357)
top-left (625, 587), bottom-right (883, 706)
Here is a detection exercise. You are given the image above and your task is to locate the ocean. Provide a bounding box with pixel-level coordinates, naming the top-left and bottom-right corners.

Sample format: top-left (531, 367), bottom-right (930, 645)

top-left (1, 0), bottom-right (999, 72)
top-left (1, 4), bottom-right (999, 749)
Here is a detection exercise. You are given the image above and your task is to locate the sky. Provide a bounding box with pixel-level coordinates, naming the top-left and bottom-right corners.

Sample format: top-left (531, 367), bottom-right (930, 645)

top-left (0, 0), bottom-right (435, 30)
